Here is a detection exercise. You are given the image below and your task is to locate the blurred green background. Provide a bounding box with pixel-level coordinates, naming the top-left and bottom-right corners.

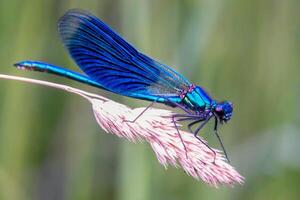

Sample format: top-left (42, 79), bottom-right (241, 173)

top-left (0, 0), bottom-right (300, 199)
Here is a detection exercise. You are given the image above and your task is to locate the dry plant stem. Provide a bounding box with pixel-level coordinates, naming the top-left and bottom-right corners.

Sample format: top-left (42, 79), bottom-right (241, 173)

top-left (0, 74), bottom-right (106, 101)
top-left (0, 74), bottom-right (244, 187)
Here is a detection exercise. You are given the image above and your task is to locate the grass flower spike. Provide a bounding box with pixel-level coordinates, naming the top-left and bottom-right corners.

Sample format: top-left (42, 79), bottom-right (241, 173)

top-left (0, 74), bottom-right (244, 187)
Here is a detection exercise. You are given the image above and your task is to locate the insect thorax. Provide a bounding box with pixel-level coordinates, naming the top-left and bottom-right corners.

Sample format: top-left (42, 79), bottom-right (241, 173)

top-left (181, 85), bottom-right (213, 111)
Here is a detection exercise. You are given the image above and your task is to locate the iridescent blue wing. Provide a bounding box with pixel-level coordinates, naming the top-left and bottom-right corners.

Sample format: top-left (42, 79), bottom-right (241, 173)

top-left (58, 9), bottom-right (191, 101)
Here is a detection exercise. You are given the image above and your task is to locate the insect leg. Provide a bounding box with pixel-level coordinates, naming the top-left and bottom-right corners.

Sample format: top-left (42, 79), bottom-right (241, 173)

top-left (171, 115), bottom-right (188, 158)
top-left (174, 111), bottom-right (208, 123)
top-left (193, 115), bottom-right (212, 134)
top-left (172, 115), bottom-right (205, 134)
top-left (187, 118), bottom-right (206, 133)
top-left (173, 113), bottom-right (197, 118)
top-left (124, 101), bottom-right (156, 123)
top-left (213, 117), bottom-right (230, 163)
top-left (175, 115), bottom-right (199, 122)
top-left (192, 115), bottom-right (218, 163)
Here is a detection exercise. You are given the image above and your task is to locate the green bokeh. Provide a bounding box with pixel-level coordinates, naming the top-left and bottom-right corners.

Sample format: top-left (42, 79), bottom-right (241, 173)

top-left (0, 0), bottom-right (299, 199)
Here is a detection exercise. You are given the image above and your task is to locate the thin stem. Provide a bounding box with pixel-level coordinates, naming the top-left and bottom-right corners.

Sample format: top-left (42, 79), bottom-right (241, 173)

top-left (0, 74), bottom-right (107, 102)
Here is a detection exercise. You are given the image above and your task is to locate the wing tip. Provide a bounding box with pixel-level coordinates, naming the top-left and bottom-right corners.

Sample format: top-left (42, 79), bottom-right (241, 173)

top-left (58, 9), bottom-right (93, 31)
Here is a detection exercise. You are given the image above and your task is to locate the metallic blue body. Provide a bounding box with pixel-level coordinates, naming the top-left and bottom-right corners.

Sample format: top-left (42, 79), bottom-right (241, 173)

top-left (15, 60), bottom-right (213, 112)
top-left (14, 9), bottom-right (233, 162)
top-left (15, 61), bottom-right (104, 89)
top-left (183, 86), bottom-right (214, 110)
top-left (14, 9), bottom-right (232, 121)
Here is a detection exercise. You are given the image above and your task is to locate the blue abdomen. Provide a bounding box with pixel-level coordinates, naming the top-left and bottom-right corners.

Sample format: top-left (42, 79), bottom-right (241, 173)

top-left (14, 61), bottom-right (104, 89)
